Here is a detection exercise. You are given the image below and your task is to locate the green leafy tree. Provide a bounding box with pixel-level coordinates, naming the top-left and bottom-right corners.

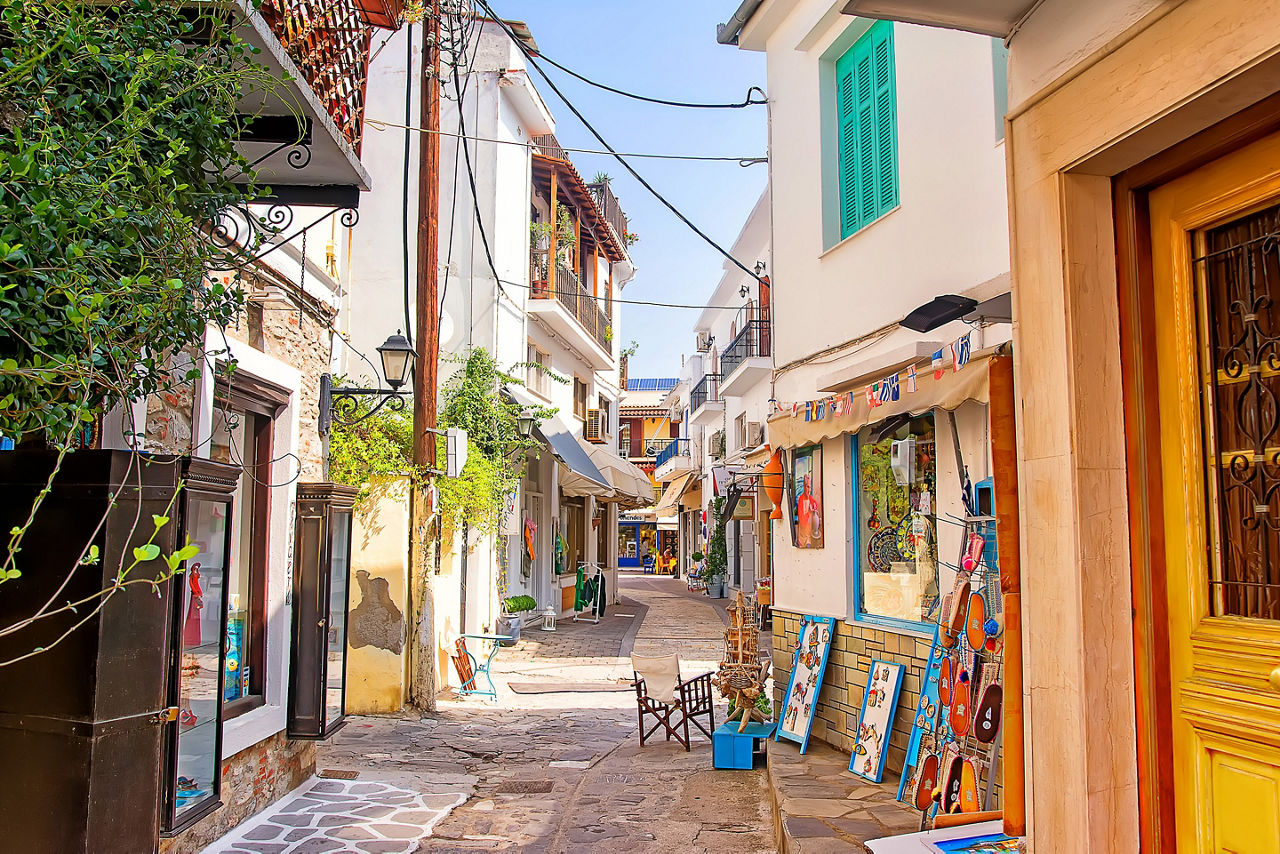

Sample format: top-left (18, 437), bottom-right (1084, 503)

top-left (0, 0), bottom-right (273, 446)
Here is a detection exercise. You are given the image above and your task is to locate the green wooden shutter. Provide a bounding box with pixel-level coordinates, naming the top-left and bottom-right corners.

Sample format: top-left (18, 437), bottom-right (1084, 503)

top-left (835, 48), bottom-right (859, 237)
top-left (835, 20), bottom-right (896, 241)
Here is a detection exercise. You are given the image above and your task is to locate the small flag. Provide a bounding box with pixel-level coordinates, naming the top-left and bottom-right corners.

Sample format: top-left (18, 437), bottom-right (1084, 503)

top-left (866, 385), bottom-right (876, 407)
top-left (884, 373), bottom-right (900, 401)
top-left (815, 399), bottom-right (826, 420)
top-left (804, 400), bottom-right (813, 421)
top-left (932, 349), bottom-right (945, 380)
top-left (905, 364), bottom-right (918, 393)
top-left (952, 333), bottom-right (972, 371)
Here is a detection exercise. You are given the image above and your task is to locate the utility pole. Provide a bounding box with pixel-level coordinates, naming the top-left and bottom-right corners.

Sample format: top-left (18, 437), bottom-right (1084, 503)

top-left (410, 0), bottom-right (441, 711)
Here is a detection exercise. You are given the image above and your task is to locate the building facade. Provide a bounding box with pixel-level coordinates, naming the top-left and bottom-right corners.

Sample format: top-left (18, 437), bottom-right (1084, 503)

top-left (725, 0), bottom-right (1014, 781)
top-left (836, 0), bottom-right (1280, 849)
top-left (344, 19), bottom-right (645, 695)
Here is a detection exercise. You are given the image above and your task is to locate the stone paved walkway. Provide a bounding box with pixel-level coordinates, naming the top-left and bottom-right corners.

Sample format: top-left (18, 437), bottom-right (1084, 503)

top-left (314, 574), bottom-right (774, 853)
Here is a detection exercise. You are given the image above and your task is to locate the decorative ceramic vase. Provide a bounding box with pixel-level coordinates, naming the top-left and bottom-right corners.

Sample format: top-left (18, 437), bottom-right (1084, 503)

top-left (762, 446), bottom-right (785, 521)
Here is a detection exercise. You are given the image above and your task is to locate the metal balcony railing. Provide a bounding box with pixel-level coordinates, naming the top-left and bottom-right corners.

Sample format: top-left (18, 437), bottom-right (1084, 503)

top-left (691, 374), bottom-right (721, 412)
top-left (641, 437), bottom-right (675, 458)
top-left (587, 181), bottom-right (629, 248)
top-left (532, 133), bottom-right (568, 162)
top-left (721, 318), bottom-right (772, 380)
top-left (654, 438), bottom-right (690, 469)
top-left (259, 0), bottom-right (373, 151)
top-left (539, 261), bottom-right (611, 352)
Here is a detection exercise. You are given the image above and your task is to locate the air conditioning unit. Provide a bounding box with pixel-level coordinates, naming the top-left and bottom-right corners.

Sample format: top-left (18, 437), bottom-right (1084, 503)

top-left (584, 409), bottom-right (609, 444)
top-left (696, 330), bottom-right (713, 352)
top-left (747, 422), bottom-right (764, 448)
top-left (709, 429), bottom-right (725, 460)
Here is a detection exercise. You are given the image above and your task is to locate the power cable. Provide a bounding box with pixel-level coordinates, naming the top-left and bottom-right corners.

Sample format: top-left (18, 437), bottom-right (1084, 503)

top-left (530, 49), bottom-right (767, 110)
top-left (475, 0), bottom-right (766, 285)
top-left (365, 119), bottom-right (765, 164)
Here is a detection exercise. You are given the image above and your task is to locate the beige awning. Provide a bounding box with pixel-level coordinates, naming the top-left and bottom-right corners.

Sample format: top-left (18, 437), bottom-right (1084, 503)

top-left (679, 478), bottom-right (704, 511)
top-left (654, 471), bottom-right (695, 517)
top-left (769, 349), bottom-right (998, 449)
top-left (585, 444), bottom-right (654, 508)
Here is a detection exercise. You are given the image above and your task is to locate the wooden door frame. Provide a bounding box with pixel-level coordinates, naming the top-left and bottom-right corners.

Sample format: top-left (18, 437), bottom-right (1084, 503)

top-left (1114, 90), bottom-right (1280, 852)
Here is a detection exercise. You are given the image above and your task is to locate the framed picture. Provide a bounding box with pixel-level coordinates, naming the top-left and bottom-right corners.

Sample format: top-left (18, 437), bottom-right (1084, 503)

top-left (776, 615), bottom-right (836, 752)
top-left (849, 659), bottom-right (905, 782)
top-left (791, 445), bottom-right (824, 549)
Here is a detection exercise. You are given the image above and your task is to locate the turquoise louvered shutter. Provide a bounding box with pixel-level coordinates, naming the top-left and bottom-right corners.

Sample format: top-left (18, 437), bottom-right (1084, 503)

top-left (836, 20), bottom-right (897, 240)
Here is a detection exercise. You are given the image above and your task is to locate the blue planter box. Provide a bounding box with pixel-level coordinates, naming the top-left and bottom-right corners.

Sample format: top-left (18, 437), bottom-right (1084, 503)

top-left (713, 721), bottom-right (776, 770)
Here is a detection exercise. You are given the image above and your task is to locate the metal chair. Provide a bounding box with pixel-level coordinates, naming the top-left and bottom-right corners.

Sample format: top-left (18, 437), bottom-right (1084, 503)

top-left (631, 653), bottom-right (715, 750)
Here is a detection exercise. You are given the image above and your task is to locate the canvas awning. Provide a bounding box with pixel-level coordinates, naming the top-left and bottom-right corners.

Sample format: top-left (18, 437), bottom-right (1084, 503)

top-left (585, 444), bottom-right (655, 508)
top-left (538, 417), bottom-right (614, 498)
top-left (654, 471), bottom-right (695, 517)
top-left (679, 477), bottom-right (704, 511)
top-left (768, 348), bottom-right (1000, 449)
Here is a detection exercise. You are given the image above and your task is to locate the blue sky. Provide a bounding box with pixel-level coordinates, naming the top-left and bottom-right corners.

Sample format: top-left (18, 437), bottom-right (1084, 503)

top-left (502, 1), bottom-right (769, 378)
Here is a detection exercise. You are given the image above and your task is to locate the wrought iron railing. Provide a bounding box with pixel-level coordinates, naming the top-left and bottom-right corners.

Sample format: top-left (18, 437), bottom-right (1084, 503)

top-left (641, 437), bottom-right (675, 458)
top-left (258, 0), bottom-right (373, 152)
top-left (691, 374), bottom-right (721, 412)
top-left (532, 133), bottom-right (568, 162)
top-left (588, 181), bottom-right (629, 247)
top-left (721, 318), bottom-right (772, 380)
top-left (541, 261), bottom-right (611, 352)
top-left (654, 438), bottom-right (689, 469)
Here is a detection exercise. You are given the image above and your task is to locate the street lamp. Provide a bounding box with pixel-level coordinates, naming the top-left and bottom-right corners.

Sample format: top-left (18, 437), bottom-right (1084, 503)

top-left (317, 331), bottom-right (417, 437)
top-left (517, 409), bottom-right (537, 438)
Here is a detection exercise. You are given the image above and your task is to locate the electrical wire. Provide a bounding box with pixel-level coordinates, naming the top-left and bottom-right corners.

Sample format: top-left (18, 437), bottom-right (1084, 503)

top-left (475, 0), bottom-right (766, 285)
top-left (526, 49), bottom-right (767, 110)
top-left (364, 119), bottom-right (766, 165)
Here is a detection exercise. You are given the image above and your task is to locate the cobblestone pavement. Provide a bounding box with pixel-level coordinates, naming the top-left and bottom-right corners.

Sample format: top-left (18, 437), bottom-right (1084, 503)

top-left (314, 575), bottom-right (776, 853)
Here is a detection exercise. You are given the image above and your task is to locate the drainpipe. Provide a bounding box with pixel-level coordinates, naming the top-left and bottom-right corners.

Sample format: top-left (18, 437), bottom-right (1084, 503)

top-left (716, 0), bottom-right (764, 45)
top-left (989, 352), bottom-right (1025, 837)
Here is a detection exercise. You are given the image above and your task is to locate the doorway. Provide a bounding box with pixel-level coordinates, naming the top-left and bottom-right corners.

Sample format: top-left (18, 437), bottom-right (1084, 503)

top-left (1134, 129), bottom-right (1280, 852)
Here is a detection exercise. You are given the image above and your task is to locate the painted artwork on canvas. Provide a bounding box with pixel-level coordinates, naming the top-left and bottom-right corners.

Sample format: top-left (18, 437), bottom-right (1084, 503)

top-left (791, 445), bottom-right (824, 549)
top-left (849, 659), bottom-right (905, 782)
top-left (776, 615), bottom-right (836, 752)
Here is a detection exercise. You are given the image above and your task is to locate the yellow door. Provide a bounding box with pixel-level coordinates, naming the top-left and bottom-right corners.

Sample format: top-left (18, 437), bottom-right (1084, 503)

top-left (1150, 132), bottom-right (1280, 852)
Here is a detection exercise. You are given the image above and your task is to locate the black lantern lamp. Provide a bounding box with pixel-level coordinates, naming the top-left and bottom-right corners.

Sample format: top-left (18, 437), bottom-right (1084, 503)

top-left (318, 331), bottom-right (416, 437)
top-left (376, 330), bottom-right (414, 390)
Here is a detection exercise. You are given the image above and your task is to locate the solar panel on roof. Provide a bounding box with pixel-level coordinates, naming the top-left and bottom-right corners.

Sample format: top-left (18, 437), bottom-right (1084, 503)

top-left (626, 378), bottom-right (679, 391)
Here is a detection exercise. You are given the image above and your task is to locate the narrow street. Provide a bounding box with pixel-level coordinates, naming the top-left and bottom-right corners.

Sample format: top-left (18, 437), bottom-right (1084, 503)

top-left (309, 575), bottom-right (775, 853)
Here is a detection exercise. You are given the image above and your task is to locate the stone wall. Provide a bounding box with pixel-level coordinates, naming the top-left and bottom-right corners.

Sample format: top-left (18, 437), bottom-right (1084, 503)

top-left (162, 732), bottom-right (315, 853)
top-left (772, 610), bottom-right (929, 776)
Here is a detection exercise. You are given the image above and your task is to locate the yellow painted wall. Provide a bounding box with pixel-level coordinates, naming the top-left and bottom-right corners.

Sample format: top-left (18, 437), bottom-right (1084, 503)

top-left (346, 475), bottom-right (410, 714)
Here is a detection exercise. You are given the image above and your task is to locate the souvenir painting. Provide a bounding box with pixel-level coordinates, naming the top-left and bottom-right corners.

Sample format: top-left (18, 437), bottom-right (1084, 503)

top-left (848, 659), bottom-right (905, 782)
top-left (777, 615), bottom-right (836, 752)
top-left (791, 446), bottom-right (824, 549)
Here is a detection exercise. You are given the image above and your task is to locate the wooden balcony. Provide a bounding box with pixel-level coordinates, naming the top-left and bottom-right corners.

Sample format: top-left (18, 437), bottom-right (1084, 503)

top-left (587, 180), bottom-right (629, 248)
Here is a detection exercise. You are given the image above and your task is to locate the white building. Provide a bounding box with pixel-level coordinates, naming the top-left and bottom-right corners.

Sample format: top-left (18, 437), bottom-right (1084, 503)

top-left (657, 187), bottom-right (775, 597)
top-left (722, 0), bottom-right (1014, 771)
top-left (343, 19), bottom-right (645, 677)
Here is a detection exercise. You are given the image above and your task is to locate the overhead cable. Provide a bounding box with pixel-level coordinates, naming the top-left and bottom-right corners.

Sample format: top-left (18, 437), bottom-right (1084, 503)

top-left (531, 48), bottom-right (767, 110)
top-left (475, 0), bottom-right (766, 284)
top-left (365, 119), bottom-right (766, 165)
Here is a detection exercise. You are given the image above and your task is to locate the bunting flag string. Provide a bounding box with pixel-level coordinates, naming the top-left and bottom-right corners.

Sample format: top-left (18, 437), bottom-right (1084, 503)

top-left (772, 332), bottom-right (977, 421)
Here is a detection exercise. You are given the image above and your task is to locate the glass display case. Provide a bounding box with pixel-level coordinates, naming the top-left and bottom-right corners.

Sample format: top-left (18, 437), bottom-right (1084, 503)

top-left (289, 483), bottom-right (359, 739)
top-left (161, 458), bottom-right (238, 834)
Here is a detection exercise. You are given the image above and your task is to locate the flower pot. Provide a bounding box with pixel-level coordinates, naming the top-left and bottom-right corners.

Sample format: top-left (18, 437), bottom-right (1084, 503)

top-left (708, 578), bottom-right (727, 599)
top-left (496, 614), bottom-right (521, 645)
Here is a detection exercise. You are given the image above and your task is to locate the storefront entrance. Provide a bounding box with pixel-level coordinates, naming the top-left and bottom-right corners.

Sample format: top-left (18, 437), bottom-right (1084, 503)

top-left (1133, 128), bottom-right (1280, 851)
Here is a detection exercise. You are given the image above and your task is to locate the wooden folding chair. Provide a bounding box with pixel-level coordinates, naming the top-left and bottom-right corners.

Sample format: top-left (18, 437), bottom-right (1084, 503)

top-left (631, 653), bottom-right (715, 750)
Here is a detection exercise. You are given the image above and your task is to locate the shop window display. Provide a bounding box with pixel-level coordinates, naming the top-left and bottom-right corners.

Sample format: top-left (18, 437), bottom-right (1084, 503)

top-left (854, 414), bottom-right (938, 625)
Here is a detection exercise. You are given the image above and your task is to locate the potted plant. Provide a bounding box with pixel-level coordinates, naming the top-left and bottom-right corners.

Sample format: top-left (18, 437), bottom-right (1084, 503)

top-left (497, 594), bottom-right (538, 645)
top-left (706, 498), bottom-right (729, 599)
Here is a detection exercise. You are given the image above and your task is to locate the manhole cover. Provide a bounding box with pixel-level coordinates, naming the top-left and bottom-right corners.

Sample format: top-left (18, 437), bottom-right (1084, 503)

top-left (318, 769), bottom-right (360, 780)
top-left (495, 780), bottom-right (555, 794)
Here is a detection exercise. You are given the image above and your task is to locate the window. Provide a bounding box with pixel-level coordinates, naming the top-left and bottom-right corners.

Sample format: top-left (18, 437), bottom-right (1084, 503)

top-left (573, 376), bottom-right (587, 419)
top-left (597, 394), bottom-right (611, 425)
top-left (835, 20), bottom-right (898, 239)
top-left (526, 342), bottom-right (550, 397)
top-left (619, 422), bottom-right (631, 457)
top-left (734, 413), bottom-right (748, 451)
top-left (210, 407), bottom-right (270, 717)
top-left (852, 414), bottom-right (937, 628)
